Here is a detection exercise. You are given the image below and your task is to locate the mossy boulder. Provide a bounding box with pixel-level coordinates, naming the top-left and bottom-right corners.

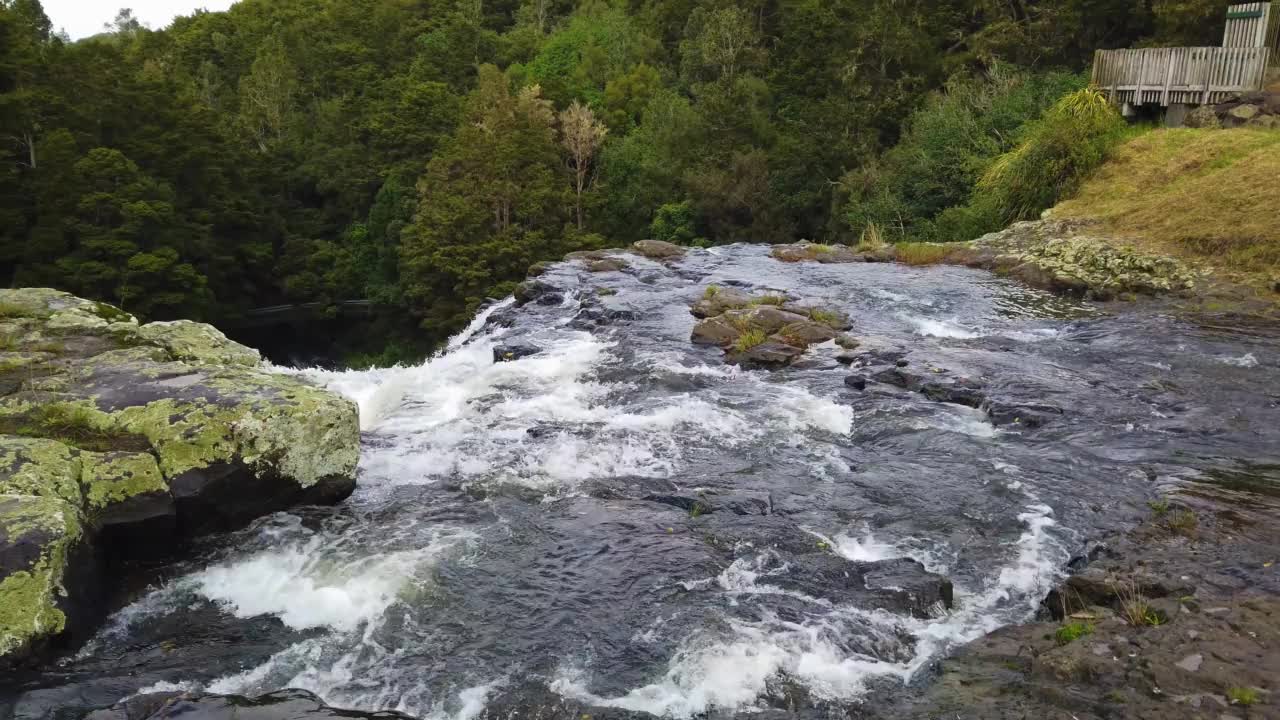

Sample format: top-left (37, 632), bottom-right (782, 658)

top-left (0, 288), bottom-right (360, 668)
top-left (688, 288), bottom-right (856, 369)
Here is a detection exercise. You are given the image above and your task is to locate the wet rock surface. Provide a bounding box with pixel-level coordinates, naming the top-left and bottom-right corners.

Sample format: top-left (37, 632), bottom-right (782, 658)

top-left (876, 485), bottom-right (1280, 720)
top-left (84, 689), bottom-right (415, 719)
top-left (0, 289), bottom-right (359, 669)
top-left (4, 245), bottom-right (1279, 720)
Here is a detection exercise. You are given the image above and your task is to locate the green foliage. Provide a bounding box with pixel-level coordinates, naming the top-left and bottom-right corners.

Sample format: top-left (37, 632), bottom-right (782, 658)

top-left (977, 88), bottom-right (1126, 224)
top-left (650, 201), bottom-right (699, 245)
top-left (843, 67), bottom-right (1085, 242)
top-left (1054, 622), bottom-right (1094, 646)
top-left (22, 403), bottom-right (142, 452)
top-left (751, 295), bottom-right (787, 307)
top-left (400, 66), bottom-right (579, 334)
top-left (732, 329), bottom-right (768, 353)
top-left (808, 309), bottom-right (842, 328)
top-left (0, 0), bottom-right (1203, 363)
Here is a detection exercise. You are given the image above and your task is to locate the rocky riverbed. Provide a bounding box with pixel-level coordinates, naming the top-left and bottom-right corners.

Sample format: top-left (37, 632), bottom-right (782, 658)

top-left (3, 233), bottom-right (1279, 720)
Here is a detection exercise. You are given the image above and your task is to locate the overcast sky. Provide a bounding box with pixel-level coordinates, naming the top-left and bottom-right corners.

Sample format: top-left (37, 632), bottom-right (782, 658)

top-left (43, 0), bottom-right (236, 39)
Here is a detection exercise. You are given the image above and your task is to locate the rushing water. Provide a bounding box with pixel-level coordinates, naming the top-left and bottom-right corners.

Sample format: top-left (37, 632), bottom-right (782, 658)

top-left (5, 245), bottom-right (1280, 719)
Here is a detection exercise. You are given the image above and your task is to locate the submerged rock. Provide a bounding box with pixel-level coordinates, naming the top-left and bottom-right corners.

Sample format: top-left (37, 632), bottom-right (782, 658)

top-left (84, 689), bottom-right (415, 719)
top-left (0, 288), bottom-right (359, 669)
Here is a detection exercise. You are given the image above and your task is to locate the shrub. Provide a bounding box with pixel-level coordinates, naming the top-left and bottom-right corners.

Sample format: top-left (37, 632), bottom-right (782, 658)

top-left (843, 66), bottom-right (1085, 242)
top-left (976, 87), bottom-right (1126, 224)
top-left (732, 329), bottom-right (768, 352)
top-left (651, 200), bottom-right (699, 245)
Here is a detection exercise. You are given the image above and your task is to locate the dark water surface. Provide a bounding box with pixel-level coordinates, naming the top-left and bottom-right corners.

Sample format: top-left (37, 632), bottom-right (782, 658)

top-left (5, 245), bottom-right (1279, 719)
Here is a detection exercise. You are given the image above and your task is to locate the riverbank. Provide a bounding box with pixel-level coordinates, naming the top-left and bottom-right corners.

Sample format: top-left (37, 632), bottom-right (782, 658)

top-left (876, 462), bottom-right (1280, 719)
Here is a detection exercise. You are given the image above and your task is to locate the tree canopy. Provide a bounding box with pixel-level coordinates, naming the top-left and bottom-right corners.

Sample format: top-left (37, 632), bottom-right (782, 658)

top-left (0, 0), bottom-right (1227, 360)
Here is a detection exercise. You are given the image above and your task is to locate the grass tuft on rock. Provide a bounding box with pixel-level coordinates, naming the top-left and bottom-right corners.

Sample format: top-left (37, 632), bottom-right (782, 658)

top-left (1227, 687), bottom-right (1259, 706)
top-left (0, 302), bottom-right (29, 319)
top-left (895, 242), bottom-right (961, 266)
top-left (732, 329), bottom-right (768, 353)
top-left (1054, 621), bottom-right (1094, 646)
top-left (22, 403), bottom-right (148, 453)
top-left (1054, 128), bottom-right (1280, 293)
top-left (751, 294), bottom-right (787, 307)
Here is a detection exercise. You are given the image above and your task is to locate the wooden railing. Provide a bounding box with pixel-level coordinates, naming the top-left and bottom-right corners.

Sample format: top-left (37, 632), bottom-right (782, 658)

top-left (1091, 46), bottom-right (1272, 107)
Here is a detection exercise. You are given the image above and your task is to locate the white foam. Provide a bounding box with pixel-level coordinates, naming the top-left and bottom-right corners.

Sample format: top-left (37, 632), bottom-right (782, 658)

top-left (194, 524), bottom-right (475, 633)
top-left (904, 316), bottom-right (980, 339)
top-left (560, 502), bottom-right (1067, 718)
top-left (1219, 352), bottom-right (1258, 368)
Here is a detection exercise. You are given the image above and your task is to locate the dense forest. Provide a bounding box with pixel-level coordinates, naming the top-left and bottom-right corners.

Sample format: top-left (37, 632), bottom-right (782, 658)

top-left (0, 0), bottom-right (1232, 362)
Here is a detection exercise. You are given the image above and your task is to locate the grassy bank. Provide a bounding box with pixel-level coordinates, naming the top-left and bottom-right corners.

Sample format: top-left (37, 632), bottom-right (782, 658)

top-left (1054, 128), bottom-right (1280, 293)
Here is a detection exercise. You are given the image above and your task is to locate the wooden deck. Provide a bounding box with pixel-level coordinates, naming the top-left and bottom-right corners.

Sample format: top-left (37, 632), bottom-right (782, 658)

top-left (1092, 46), bottom-right (1272, 107)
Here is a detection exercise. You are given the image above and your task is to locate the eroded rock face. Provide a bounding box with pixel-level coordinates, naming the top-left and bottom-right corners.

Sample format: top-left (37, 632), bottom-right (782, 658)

top-left (0, 288), bottom-right (360, 668)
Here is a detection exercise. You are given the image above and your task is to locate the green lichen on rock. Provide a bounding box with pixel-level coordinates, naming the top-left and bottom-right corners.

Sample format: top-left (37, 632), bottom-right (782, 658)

top-left (0, 288), bottom-right (361, 667)
top-left (966, 220), bottom-right (1201, 299)
top-left (110, 398), bottom-right (242, 479)
top-left (138, 320), bottom-right (260, 367)
top-left (79, 451), bottom-right (167, 511)
top-left (1007, 236), bottom-right (1197, 298)
top-left (0, 437), bottom-right (83, 506)
top-left (0, 494), bottom-right (83, 658)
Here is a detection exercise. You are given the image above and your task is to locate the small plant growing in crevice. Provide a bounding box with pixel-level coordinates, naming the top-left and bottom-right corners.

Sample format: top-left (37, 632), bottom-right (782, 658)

top-left (0, 302), bottom-right (28, 319)
top-left (733, 329), bottom-right (768, 353)
top-left (1226, 687), bottom-right (1259, 706)
top-left (91, 302), bottom-right (132, 323)
top-left (1164, 509), bottom-right (1198, 537)
top-left (1054, 621), bottom-right (1094, 646)
top-left (22, 403), bottom-right (148, 452)
top-left (703, 285), bottom-right (721, 299)
top-left (808, 309), bottom-right (842, 328)
top-left (1147, 499), bottom-right (1170, 516)
top-left (1114, 578), bottom-right (1165, 627)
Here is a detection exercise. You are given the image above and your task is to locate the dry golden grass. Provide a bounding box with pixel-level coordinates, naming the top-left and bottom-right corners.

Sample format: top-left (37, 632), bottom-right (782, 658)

top-left (894, 242), bottom-right (964, 266)
top-left (1055, 128), bottom-right (1280, 291)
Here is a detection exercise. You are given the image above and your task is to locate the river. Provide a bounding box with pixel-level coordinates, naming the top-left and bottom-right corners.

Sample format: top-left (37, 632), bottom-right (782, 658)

top-left (4, 245), bottom-right (1278, 719)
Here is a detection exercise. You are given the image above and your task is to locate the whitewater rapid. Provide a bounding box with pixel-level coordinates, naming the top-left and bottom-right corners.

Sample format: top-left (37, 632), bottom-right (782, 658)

top-left (22, 243), bottom-right (1278, 720)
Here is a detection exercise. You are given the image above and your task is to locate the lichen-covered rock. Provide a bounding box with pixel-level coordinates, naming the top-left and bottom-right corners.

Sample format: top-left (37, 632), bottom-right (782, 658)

top-left (967, 220), bottom-right (1199, 299)
top-left (771, 243), bottom-right (862, 264)
top-left (0, 288), bottom-right (360, 668)
top-left (721, 306), bottom-right (810, 334)
top-left (137, 321), bottom-right (260, 367)
top-left (0, 494), bottom-right (89, 666)
top-left (690, 287), bottom-right (753, 319)
top-left (631, 239), bottom-right (686, 259)
top-left (586, 258), bottom-right (628, 273)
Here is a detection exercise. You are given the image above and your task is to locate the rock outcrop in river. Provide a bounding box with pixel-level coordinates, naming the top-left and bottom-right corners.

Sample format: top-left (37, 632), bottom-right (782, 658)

top-left (773, 219), bottom-right (1199, 301)
top-left (0, 289), bottom-right (360, 669)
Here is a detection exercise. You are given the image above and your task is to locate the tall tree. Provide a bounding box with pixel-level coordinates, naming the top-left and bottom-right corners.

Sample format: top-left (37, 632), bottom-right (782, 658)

top-left (559, 100), bottom-right (607, 229)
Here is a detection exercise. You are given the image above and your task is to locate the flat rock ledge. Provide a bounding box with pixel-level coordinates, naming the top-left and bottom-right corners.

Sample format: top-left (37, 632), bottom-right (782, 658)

top-left (0, 288), bottom-right (359, 669)
top-left (773, 220), bottom-right (1200, 301)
